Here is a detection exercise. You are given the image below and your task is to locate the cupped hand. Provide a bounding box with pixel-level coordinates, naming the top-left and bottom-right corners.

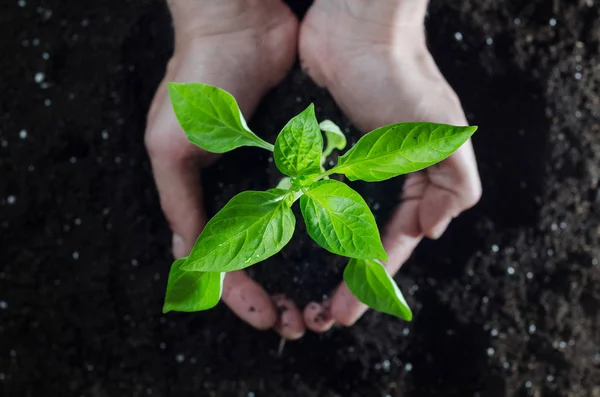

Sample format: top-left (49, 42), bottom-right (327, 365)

top-left (299, 0), bottom-right (482, 329)
top-left (145, 0), bottom-right (305, 339)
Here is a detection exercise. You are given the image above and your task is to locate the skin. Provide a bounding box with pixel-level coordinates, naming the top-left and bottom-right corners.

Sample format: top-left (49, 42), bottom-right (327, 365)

top-left (145, 0), bottom-right (481, 338)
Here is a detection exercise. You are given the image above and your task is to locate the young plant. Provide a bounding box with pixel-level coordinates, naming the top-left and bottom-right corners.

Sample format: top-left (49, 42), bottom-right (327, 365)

top-left (162, 82), bottom-right (477, 321)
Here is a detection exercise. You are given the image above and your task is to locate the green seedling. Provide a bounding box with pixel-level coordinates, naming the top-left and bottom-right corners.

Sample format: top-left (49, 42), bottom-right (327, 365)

top-left (162, 82), bottom-right (477, 321)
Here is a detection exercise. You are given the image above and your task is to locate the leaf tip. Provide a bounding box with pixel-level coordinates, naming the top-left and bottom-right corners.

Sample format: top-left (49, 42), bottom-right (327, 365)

top-left (162, 303), bottom-right (172, 314)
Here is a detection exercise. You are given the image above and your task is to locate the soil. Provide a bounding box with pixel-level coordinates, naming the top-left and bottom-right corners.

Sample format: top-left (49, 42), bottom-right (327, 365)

top-left (1, 0), bottom-right (599, 396)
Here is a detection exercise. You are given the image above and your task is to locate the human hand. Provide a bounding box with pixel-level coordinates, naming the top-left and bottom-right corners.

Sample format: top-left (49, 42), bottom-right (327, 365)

top-left (145, 0), bottom-right (305, 339)
top-left (299, 0), bottom-right (482, 329)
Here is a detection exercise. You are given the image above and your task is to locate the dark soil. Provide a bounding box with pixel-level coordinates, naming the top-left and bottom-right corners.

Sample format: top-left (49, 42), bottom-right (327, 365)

top-left (1, 0), bottom-right (599, 396)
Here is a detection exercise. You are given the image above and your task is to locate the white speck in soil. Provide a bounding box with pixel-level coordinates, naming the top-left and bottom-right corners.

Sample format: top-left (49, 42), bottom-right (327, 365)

top-left (558, 340), bottom-right (567, 349)
top-left (0, 301), bottom-right (7, 309)
top-left (382, 360), bottom-right (390, 372)
top-left (81, 19), bottom-right (89, 27)
top-left (146, 388), bottom-right (152, 395)
top-left (454, 32), bottom-right (463, 41)
top-left (63, 224), bottom-right (71, 231)
top-left (248, 392), bottom-right (255, 397)
top-left (70, 157), bottom-right (77, 164)
top-left (525, 381), bottom-right (532, 388)
top-left (547, 375), bottom-right (554, 382)
top-left (175, 354), bottom-right (185, 363)
top-left (44, 99), bottom-right (51, 106)
top-left (131, 259), bottom-right (138, 267)
top-left (526, 272), bottom-right (533, 280)
top-left (19, 129), bottom-right (27, 139)
top-left (491, 244), bottom-right (499, 253)
top-left (594, 353), bottom-right (600, 363)
top-left (153, 272), bottom-right (160, 281)
top-left (34, 72), bottom-right (45, 83)
top-left (267, 156), bottom-right (273, 163)
top-left (328, 159), bottom-right (334, 166)
top-left (486, 347), bottom-right (495, 356)
top-left (10, 350), bottom-right (16, 357)
top-left (490, 328), bottom-right (498, 336)
top-left (503, 361), bottom-right (510, 369)
top-left (373, 202), bottom-right (380, 210)
top-left (482, 296), bottom-right (489, 304)
top-left (114, 156), bottom-right (122, 164)
top-left (402, 328), bottom-right (410, 336)
top-left (592, 258), bottom-right (598, 266)
top-left (159, 342), bottom-right (166, 350)
top-left (18, 0), bottom-right (26, 7)
top-left (549, 18), bottom-right (557, 26)
top-left (528, 324), bottom-right (536, 334)
top-left (575, 72), bottom-right (582, 80)
top-left (551, 223), bottom-right (558, 231)
top-left (1, 140), bottom-right (7, 147)
top-left (74, 217), bottom-right (82, 225)
top-left (547, 249), bottom-right (554, 256)
top-left (32, 38), bottom-right (40, 46)
top-left (295, 96), bottom-right (302, 103)
top-left (72, 251), bottom-right (80, 260)
top-left (101, 130), bottom-right (109, 139)
top-left (6, 195), bottom-right (16, 205)
top-left (42, 52), bottom-right (49, 60)
top-left (404, 363), bottom-right (413, 372)
top-left (575, 110), bottom-right (583, 118)
top-left (0, 373), bottom-right (4, 381)
top-left (514, 18), bottom-right (521, 25)
top-left (507, 267), bottom-right (515, 275)
top-left (486, 37), bottom-right (494, 45)
top-left (72, 33), bottom-right (79, 41)
top-left (86, 364), bottom-right (94, 371)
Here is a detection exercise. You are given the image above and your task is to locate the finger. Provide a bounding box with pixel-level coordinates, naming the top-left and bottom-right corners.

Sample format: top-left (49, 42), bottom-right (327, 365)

top-left (303, 300), bottom-right (335, 333)
top-left (331, 200), bottom-right (422, 326)
top-left (272, 294), bottom-right (305, 340)
top-left (221, 271), bottom-right (277, 330)
top-left (422, 139), bottom-right (481, 239)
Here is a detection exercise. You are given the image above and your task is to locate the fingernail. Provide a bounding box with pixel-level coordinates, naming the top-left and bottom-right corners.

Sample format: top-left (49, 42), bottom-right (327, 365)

top-left (429, 218), bottom-right (451, 240)
top-left (172, 233), bottom-right (186, 258)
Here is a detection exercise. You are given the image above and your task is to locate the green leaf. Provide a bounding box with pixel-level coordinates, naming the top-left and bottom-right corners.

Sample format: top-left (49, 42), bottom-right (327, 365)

top-left (300, 179), bottom-right (387, 261)
top-left (334, 122), bottom-right (477, 182)
top-left (274, 104), bottom-right (323, 177)
top-left (182, 190), bottom-right (295, 272)
top-left (320, 119), bottom-right (347, 158)
top-left (163, 258), bottom-right (224, 313)
top-left (168, 82), bottom-right (273, 153)
top-left (344, 258), bottom-right (412, 321)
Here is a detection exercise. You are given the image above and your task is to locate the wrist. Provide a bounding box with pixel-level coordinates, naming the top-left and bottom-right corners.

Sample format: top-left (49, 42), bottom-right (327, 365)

top-left (167, 0), bottom-right (283, 43)
top-left (339, 0), bottom-right (428, 25)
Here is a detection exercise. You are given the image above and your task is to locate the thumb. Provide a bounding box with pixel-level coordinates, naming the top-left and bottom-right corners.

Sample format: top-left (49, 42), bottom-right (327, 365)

top-left (145, 106), bottom-right (207, 258)
top-left (151, 154), bottom-right (206, 258)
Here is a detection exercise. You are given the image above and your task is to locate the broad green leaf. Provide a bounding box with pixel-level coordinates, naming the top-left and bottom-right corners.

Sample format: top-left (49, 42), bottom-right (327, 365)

top-left (299, 179), bottom-right (387, 261)
top-left (320, 119), bottom-right (347, 158)
top-left (334, 122), bottom-right (477, 182)
top-left (344, 258), bottom-right (412, 321)
top-left (274, 104), bottom-right (323, 177)
top-left (168, 82), bottom-right (273, 153)
top-left (182, 190), bottom-right (295, 272)
top-left (163, 258), bottom-right (224, 313)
